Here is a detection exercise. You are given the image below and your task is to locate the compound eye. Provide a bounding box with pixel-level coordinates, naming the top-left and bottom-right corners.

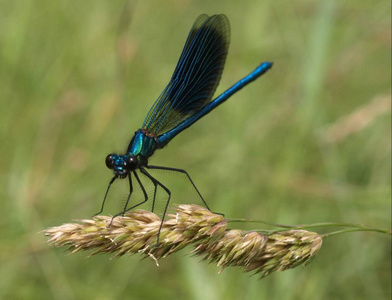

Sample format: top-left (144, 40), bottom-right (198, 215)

top-left (125, 156), bottom-right (138, 171)
top-left (105, 154), bottom-right (115, 169)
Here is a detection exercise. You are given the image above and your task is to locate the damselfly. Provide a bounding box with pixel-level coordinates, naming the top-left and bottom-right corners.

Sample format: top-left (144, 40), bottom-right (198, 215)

top-left (97, 14), bottom-right (273, 243)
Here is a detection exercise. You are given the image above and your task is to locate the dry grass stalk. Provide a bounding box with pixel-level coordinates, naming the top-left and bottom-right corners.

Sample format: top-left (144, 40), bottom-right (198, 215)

top-left (321, 94), bottom-right (390, 144)
top-left (45, 205), bottom-right (322, 277)
top-left (193, 229), bottom-right (322, 278)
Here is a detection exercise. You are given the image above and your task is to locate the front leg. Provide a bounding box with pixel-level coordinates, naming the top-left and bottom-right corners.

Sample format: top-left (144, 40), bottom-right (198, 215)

top-left (121, 174), bottom-right (133, 215)
top-left (94, 175), bottom-right (117, 216)
top-left (109, 171), bottom-right (148, 226)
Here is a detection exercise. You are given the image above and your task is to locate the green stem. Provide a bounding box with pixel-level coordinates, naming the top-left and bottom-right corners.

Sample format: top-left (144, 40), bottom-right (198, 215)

top-left (227, 218), bottom-right (295, 228)
top-left (228, 218), bottom-right (391, 236)
top-left (321, 228), bottom-right (391, 238)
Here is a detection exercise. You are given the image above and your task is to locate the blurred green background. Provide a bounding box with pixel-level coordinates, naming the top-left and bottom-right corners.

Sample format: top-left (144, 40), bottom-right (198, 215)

top-left (0, 0), bottom-right (390, 299)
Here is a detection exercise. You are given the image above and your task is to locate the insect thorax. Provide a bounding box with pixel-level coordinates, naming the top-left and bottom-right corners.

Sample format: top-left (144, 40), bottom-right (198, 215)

top-left (127, 129), bottom-right (158, 159)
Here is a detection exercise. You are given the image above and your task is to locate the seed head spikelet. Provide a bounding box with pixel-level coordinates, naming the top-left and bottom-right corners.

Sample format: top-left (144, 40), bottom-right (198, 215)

top-left (45, 205), bottom-right (322, 278)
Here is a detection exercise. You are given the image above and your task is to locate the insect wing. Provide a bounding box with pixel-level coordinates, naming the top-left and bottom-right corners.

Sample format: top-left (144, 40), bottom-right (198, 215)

top-left (142, 14), bottom-right (230, 135)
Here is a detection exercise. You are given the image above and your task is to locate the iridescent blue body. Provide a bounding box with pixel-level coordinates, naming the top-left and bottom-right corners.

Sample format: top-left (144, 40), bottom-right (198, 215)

top-left (98, 14), bottom-right (273, 243)
top-left (110, 61), bottom-right (272, 175)
top-left (127, 130), bottom-right (157, 159)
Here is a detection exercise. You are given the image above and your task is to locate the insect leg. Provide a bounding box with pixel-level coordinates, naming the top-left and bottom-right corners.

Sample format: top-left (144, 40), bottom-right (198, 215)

top-left (140, 167), bottom-right (171, 245)
top-left (94, 175), bottom-right (117, 216)
top-left (109, 171), bottom-right (148, 225)
top-left (121, 173), bottom-right (133, 215)
top-left (146, 165), bottom-right (210, 210)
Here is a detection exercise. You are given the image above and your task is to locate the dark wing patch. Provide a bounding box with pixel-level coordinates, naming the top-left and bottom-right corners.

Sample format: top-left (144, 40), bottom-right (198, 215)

top-left (142, 14), bottom-right (230, 135)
